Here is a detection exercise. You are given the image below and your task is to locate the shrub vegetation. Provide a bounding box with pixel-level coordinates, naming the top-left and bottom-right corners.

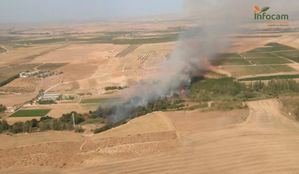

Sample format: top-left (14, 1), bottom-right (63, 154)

top-left (0, 104), bottom-right (6, 113)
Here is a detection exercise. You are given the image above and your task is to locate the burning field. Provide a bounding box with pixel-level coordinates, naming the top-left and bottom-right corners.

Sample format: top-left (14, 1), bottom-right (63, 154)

top-left (1, 0), bottom-right (299, 173)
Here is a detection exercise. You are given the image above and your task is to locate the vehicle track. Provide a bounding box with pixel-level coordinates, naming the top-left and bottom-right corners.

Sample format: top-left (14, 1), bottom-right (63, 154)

top-left (65, 99), bottom-right (299, 174)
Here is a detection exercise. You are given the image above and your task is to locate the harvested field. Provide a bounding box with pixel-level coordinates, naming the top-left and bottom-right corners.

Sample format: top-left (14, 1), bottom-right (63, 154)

top-left (31, 44), bottom-right (126, 63)
top-left (58, 63), bottom-right (97, 82)
top-left (0, 44), bottom-right (63, 66)
top-left (0, 93), bottom-right (35, 106)
top-left (80, 97), bottom-right (121, 104)
top-left (115, 44), bottom-right (141, 57)
top-left (279, 95), bottom-right (299, 121)
top-left (2, 98), bottom-right (299, 174)
top-left (66, 100), bottom-right (299, 174)
top-left (0, 64), bottom-right (40, 86)
top-left (166, 109), bottom-right (249, 133)
top-left (37, 63), bottom-right (67, 71)
top-left (0, 77), bottom-right (40, 93)
top-left (94, 112), bottom-right (175, 139)
top-left (36, 103), bottom-right (98, 118)
top-left (5, 117), bottom-right (42, 125)
top-left (3, 24), bottom-right (299, 174)
top-left (14, 103), bottom-right (98, 119)
top-left (0, 131), bottom-right (84, 149)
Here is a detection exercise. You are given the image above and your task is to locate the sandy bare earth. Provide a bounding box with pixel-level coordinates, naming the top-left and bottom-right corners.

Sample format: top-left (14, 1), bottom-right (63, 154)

top-left (1, 99), bottom-right (299, 174)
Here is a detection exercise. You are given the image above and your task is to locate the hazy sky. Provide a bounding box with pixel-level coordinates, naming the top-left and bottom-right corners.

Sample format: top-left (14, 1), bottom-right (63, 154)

top-left (0, 0), bottom-right (184, 23)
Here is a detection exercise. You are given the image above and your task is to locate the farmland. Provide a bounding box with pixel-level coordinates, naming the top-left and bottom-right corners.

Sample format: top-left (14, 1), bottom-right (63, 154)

top-left (222, 65), bottom-right (295, 77)
top-left (80, 97), bottom-right (121, 104)
top-left (115, 44), bottom-right (141, 57)
top-left (11, 109), bottom-right (51, 117)
top-left (219, 42), bottom-right (299, 78)
top-left (37, 63), bottom-right (67, 71)
top-left (239, 74), bottom-right (299, 81)
top-left (0, 63), bottom-right (40, 86)
top-left (1, 20), bottom-right (299, 174)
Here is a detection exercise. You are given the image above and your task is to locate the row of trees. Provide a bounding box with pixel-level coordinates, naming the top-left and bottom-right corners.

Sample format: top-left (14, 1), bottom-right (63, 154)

top-left (247, 79), bottom-right (299, 95)
top-left (104, 86), bottom-right (128, 91)
top-left (0, 112), bottom-right (89, 134)
top-left (189, 78), bottom-right (299, 102)
top-left (94, 97), bottom-right (185, 134)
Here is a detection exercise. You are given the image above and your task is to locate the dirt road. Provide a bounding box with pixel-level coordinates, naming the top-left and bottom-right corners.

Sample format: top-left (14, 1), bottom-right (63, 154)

top-left (65, 99), bottom-right (299, 174)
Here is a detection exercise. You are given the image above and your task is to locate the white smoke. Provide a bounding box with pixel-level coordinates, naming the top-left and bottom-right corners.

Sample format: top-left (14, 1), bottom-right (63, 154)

top-left (107, 0), bottom-right (299, 124)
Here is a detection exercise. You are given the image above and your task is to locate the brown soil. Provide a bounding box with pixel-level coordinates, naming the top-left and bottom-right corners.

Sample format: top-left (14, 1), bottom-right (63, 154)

top-left (0, 77), bottom-right (40, 93)
top-left (1, 99), bottom-right (299, 174)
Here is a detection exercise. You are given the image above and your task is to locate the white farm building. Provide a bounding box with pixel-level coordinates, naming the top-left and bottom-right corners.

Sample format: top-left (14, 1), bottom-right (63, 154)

top-left (40, 93), bottom-right (60, 101)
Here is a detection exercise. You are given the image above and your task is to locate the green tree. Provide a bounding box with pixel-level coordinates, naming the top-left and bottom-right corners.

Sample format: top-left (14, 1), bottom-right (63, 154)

top-left (0, 104), bottom-right (6, 113)
top-left (10, 122), bottom-right (24, 134)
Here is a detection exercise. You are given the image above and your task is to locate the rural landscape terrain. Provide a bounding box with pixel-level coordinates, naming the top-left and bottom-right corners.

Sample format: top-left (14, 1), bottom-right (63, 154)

top-left (1, 16), bottom-right (299, 174)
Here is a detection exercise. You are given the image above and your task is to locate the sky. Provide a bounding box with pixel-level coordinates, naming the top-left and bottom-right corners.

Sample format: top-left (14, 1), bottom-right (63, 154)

top-left (0, 0), bottom-right (184, 23)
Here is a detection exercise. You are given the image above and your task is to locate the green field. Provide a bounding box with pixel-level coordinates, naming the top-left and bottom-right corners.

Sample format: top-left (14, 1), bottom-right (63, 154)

top-left (243, 52), bottom-right (274, 58)
top-left (249, 57), bottom-right (290, 65)
top-left (221, 43), bottom-right (299, 76)
top-left (240, 43), bottom-right (299, 65)
top-left (11, 109), bottom-right (51, 117)
top-left (17, 38), bottom-right (68, 45)
top-left (12, 31), bottom-right (180, 46)
top-left (273, 51), bottom-right (299, 63)
top-left (226, 65), bottom-right (295, 77)
top-left (239, 74), bottom-right (299, 81)
top-left (80, 97), bottom-right (121, 104)
top-left (217, 53), bottom-right (251, 65)
top-left (248, 42), bottom-right (296, 53)
top-left (220, 59), bottom-right (250, 65)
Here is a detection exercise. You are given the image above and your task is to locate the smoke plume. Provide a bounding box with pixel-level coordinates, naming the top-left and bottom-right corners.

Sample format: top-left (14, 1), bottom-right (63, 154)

top-left (106, 0), bottom-right (299, 124)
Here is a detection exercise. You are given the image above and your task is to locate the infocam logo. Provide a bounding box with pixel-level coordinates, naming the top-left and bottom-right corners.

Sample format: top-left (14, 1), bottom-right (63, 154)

top-left (254, 5), bottom-right (289, 21)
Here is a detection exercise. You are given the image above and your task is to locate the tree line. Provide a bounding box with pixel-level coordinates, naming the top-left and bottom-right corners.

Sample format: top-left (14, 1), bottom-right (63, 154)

top-left (189, 78), bottom-right (299, 101)
top-left (0, 112), bottom-right (99, 134)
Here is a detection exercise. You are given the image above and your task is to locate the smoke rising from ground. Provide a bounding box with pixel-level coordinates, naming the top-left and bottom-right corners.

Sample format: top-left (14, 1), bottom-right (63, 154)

top-left (106, 0), bottom-right (299, 124)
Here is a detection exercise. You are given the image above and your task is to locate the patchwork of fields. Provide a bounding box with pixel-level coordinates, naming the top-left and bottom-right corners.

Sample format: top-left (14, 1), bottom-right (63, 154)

top-left (218, 43), bottom-right (299, 79)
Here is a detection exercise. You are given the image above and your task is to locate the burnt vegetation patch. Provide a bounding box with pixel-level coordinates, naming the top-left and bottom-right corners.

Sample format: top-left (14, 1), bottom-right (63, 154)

top-left (93, 97), bottom-right (185, 134)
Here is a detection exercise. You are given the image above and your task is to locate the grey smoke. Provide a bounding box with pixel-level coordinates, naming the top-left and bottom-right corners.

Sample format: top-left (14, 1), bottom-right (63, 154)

top-left (107, 0), bottom-right (299, 124)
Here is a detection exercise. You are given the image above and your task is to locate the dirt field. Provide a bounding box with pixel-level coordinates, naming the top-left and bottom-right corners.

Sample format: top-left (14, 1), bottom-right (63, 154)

top-left (0, 77), bottom-right (40, 93)
top-left (0, 93), bottom-right (35, 106)
top-left (0, 44), bottom-right (67, 66)
top-left (2, 22), bottom-right (299, 174)
top-left (1, 99), bottom-right (299, 173)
